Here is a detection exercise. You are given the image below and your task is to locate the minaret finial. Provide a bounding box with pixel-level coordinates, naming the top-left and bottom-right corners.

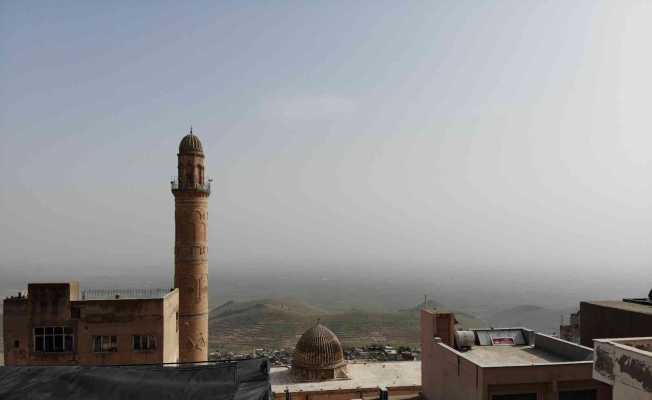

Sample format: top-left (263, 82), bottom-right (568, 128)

top-left (190, 125), bottom-right (193, 135)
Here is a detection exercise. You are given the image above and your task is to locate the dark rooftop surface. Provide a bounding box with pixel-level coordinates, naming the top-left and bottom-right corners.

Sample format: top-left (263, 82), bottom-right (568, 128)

top-left (0, 359), bottom-right (270, 400)
top-left (584, 300), bottom-right (652, 316)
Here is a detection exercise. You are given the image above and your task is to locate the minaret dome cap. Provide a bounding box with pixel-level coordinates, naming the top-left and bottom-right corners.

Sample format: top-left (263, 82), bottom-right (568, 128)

top-left (178, 127), bottom-right (204, 155)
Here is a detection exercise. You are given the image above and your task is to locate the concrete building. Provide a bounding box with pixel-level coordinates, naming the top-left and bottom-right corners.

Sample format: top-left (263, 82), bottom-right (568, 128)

top-left (3, 282), bottom-right (178, 365)
top-left (271, 323), bottom-right (420, 400)
top-left (3, 130), bottom-right (211, 366)
top-left (593, 337), bottom-right (652, 400)
top-left (172, 128), bottom-right (211, 363)
top-left (421, 309), bottom-right (612, 400)
top-left (580, 292), bottom-right (652, 348)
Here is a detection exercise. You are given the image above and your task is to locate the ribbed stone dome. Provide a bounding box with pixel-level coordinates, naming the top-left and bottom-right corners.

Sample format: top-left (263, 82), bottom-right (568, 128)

top-left (178, 131), bottom-right (204, 155)
top-left (293, 324), bottom-right (345, 370)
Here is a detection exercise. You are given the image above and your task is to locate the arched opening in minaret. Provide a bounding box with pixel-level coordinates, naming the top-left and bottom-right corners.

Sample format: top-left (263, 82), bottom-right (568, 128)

top-left (186, 163), bottom-right (193, 186)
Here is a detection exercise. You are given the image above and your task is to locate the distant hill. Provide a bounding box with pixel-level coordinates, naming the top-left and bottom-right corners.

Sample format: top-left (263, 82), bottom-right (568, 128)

top-left (487, 305), bottom-right (576, 334)
top-left (209, 297), bottom-right (485, 352)
top-left (213, 297), bottom-right (328, 319)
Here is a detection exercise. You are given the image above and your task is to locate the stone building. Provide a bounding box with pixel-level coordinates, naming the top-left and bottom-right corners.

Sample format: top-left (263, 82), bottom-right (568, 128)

top-left (2, 130), bottom-right (210, 366)
top-left (291, 323), bottom-right (348, 381)
top-left (271, 323), bottom-right (421, 400)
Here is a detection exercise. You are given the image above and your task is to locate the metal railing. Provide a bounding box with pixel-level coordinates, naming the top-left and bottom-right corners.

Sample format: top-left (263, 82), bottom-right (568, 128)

top-left (81, 288), bottom-right (172, 300)
top-left (170, 178), bottom-right (211, 194)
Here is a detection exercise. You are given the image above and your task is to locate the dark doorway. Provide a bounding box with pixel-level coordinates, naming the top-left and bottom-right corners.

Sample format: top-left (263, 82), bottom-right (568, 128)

top-left (559, 389), bottom-right (597, 400)
top-left (492, 394), bottom-right (537, 400)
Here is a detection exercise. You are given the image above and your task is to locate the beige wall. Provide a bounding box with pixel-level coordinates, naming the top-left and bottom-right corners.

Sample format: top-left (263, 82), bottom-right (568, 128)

top-left (421, 309), bottom-right (480, 400)
top-left (74, 297), bottom-right (166, 365)
top-left (163, 290), bottom-right (180, 363)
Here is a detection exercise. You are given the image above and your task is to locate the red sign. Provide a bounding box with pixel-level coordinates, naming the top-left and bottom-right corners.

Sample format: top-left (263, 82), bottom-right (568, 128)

top-left (491, 337), bottom-right (515, 345)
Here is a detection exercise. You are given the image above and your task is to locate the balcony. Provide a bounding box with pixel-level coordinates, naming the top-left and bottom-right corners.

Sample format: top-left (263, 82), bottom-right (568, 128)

top-left (171, 178), bottom-right (211, 194)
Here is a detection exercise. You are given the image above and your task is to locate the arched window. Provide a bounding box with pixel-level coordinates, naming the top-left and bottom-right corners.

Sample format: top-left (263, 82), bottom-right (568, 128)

top-left (186, 163), bottom-right (193, 185)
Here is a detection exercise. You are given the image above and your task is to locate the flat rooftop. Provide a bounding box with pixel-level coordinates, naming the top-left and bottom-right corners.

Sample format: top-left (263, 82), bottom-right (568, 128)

top-left (584, 300), bottom-right (652, 316)
top-left (448, 328), bottom-right (593, 368)
top-left (462, 345), bottom-right (568, 366)
top-left (270, 361), bottom-right (420, 392)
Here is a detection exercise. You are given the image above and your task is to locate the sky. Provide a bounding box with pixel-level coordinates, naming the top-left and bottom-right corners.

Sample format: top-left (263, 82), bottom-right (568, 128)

top-left (1, 1), bottom-right (651, 307)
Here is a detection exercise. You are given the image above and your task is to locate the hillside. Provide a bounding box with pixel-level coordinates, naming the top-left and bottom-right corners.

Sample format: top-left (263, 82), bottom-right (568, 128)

top-left (487, 305), bottom-right (576, 334)
top-left (208, 298), bottom-right (485, 352)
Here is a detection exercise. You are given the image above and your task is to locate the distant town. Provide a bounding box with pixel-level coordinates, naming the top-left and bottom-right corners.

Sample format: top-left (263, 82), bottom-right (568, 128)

top-left (211, 343), bottom-right (420, 366)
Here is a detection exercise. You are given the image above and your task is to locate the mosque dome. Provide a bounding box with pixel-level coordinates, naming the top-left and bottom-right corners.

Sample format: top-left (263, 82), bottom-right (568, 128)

top-left (178, 129), bottom-right (204, 155)
top-left (292, 323), bottom-right (347, 381)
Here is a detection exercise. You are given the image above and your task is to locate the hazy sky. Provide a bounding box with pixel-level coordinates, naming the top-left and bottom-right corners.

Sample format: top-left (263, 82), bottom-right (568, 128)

top-left (1, 1), bottom-right (650, 304)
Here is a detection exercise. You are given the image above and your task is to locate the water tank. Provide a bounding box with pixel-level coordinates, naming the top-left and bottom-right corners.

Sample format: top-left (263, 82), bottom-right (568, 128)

top-left (455, 331), bottom-right (475, 350)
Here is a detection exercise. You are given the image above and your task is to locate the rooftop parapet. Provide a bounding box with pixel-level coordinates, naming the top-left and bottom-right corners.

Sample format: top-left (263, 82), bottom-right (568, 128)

top-left (80, 288), bottom-right (174, 300)
top-left (593, 337), bottom-right (652, 394)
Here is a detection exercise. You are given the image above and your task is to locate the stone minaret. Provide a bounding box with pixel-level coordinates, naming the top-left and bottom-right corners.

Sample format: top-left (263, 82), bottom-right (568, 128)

top-left (172, 128), bottom-right (210, 363)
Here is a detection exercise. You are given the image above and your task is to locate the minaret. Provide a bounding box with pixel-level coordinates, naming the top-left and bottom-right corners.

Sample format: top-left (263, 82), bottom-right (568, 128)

top-left (172, 127), bottom-right (210, 363)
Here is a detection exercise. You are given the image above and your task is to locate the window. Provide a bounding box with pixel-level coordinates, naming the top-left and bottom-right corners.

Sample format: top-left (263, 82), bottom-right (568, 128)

top-left (13, 340), bottom-right (20, 348)
top-left (559, 390), bottom-right (597, 400)
top-left (93, 336), bottom-right (117, 353)
top-left (132, 335), bottom-right (157, 351)
top-left (34, 327), bottom-right (73, 352)
top-left (71, 307), bottom-right (80, 319)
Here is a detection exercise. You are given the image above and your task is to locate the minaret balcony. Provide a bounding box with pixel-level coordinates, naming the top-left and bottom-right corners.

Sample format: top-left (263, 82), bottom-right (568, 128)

top-left (171, 178), bottom-right (211, 194)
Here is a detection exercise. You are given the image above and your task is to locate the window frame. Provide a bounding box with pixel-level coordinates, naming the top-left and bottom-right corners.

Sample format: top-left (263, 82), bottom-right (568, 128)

top-left (33, 326), bottom-right (74, 353)
top-left (132, 335), bottom-right (157, 352)
top-left (92, 335), bottom-right (118, 353)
